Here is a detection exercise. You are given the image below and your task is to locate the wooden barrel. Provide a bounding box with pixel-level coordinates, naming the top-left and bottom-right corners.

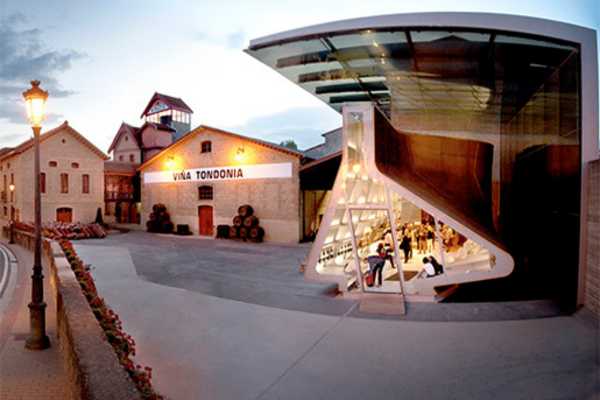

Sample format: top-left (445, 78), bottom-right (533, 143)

top-left (232, 215), bottom-right (243, 227)
top-left (243, 215), bottom-right (259, 228)
top-left (229, 226), bottom-right (239, 238)
top-left (239, 227), bottom-right (248, 239)
top-left (216, 225), bottom-right (230, 238)
top-left (238, 205), bottom-right (254, 218)
top-left (249, 226), bottom-right (264, 241)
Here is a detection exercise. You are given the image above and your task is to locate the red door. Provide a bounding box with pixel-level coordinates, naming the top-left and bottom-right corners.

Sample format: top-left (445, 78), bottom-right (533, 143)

top-left (56, 207), bottom-right (73, 223)
top-left (198, 206), bottom-right (213, 236)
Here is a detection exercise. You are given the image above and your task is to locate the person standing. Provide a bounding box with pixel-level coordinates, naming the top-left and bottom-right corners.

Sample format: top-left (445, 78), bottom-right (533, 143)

top-left (400, 234), bottom-right (412, 262)
top-left (370, 242), bottom-right (386, 287)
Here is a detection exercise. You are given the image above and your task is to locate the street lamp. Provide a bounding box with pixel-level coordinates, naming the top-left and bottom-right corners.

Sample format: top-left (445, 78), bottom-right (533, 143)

top-left (8, 183), bottom-right (15, 244)
top-left (22, 80), bottom-right (50, 350)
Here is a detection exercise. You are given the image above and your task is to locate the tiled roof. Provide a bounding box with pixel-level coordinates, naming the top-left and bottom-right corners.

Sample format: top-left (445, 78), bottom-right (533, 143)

top-left (107, 122), bottom-right (140, 153)
top-left (138, 124), bottom-right (303, 171)
top-left (107, 121), bottom-right (176, 154)
top-left (140, 92), bottom-right (193, 118)
top-left (0, 121), bottom-right (108, 161)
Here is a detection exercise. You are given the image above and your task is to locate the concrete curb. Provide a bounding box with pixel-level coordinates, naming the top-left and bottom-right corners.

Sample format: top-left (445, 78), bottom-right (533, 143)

top-left (10, 230), bottom-right (141, 400)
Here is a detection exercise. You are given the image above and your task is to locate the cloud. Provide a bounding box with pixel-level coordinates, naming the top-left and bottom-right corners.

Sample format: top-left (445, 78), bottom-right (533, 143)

top-left (1, 132), bottom-right (28, 147)
top-left (194, 29), bottom-right (246, 49)
top-left (229, 106), bottom-right (341, 150)
top-left (226, 31), bottom-right (245, 49)
top-left (0, 13), bottom-right (82, 125)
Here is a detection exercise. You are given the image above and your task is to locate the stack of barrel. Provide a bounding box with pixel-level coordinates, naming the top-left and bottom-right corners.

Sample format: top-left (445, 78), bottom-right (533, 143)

top-left (217, 204), bottom-right (265, 242)
top-left (146, 203), bottom-right (174, 233)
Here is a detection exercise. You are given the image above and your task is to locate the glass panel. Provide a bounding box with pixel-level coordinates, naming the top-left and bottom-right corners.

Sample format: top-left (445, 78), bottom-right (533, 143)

top-left (349, 209), bottom-right (401, 294)
top-left (389, 192), bottom-right (442, 285)
top-left (438, 219), bottom-right (493, 273)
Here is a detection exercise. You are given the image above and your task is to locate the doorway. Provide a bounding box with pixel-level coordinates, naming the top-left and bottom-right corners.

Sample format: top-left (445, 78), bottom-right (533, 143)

top-left (348, 207), bottom-right (403, 294)
top-left (56, 207), bottom-right (73, 223)
top-left (198, 205), bottom-right (213, 236)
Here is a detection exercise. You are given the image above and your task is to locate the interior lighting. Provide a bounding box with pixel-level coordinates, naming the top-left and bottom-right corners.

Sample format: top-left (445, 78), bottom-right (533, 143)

top-left (352, 163), bottom-right (361, 174)
top-left (372, 41), bottom-right (379, 47)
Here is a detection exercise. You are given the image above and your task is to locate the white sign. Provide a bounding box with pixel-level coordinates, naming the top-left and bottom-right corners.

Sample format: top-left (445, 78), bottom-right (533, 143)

top-left (144, 162), bottom-right (293, 184)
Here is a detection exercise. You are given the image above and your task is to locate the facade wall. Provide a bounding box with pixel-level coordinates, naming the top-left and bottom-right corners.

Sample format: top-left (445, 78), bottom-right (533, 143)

top-left (585, 159), bottom-right (600, 316)
top-left (140, 129), bottom-right (301, 243)
top-left (0, 128), bottom-right (105, 224)
top-left (141, 126), bottom-right (172, 150)
top-left (112, 130), bottom-right (141, 164)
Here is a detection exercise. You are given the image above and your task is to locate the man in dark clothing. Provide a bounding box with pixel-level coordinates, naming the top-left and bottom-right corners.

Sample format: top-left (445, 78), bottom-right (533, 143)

top-left (400, 234), bottom-right (412, 262)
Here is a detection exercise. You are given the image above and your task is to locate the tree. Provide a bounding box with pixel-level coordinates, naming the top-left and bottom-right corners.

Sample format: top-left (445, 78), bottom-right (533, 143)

top-left (279, 140), bottom-right (298, 151)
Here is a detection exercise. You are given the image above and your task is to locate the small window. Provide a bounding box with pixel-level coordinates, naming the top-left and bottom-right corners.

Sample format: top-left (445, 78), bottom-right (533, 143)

top-left (49, 161), bottom-right (58, 167)
top-left (201, 141), bottom-right (212, 153)
top-left (71, 162), bottom-right (79, 169)
top-left (129, 154), bottom-right (135, 162)
top-left (40, 173), bottom-right (46, 194)
top-left (60, 173), bottom-right (69, 194)
top-left (119, 155), bottom-right (124, 161)
top-left (3, 207), bottom-right (6, 217)
top-left (124, 135), bottom-right (129, 142)
top-left (198, 185), bottom-right (213, 200)
top-left (82, 174), bottom-right (90, 194)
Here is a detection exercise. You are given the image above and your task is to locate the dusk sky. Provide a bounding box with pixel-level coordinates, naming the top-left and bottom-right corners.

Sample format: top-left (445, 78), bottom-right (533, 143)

top-left (1, 0), bottom-right (598, 153)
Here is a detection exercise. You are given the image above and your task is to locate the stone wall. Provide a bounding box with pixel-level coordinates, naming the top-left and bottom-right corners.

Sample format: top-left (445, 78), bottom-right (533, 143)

top-left (0, 124), bottom-right (105, 225)
top-left (9, 229), bottom-right (140, 400)
top-left (140, 127), bottom-right (301, 243)
top-left (585, 159), bottom-right (600, 316)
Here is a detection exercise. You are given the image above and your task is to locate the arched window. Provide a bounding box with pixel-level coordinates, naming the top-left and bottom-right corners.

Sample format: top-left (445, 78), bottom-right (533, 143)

top-left (198, 185), bottom-right (213, 200)
top-left (201, 141), bottom-right (212, 153)
top-left (49, 161), bottom-right (58, 167)
top-left (71, 162), bottom-right (79, 168)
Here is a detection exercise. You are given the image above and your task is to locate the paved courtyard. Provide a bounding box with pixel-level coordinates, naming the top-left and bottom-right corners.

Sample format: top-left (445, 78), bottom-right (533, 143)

top-left (74, 233), bottom-right (600, 400)
top-left (80, 231), bottom-right (355, 315)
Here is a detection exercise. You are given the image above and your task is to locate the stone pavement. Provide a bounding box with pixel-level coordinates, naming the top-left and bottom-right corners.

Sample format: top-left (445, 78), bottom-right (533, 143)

top-left (76, 243), bottom-right (600, 400)
top-left (79, 232), bottom-right (563, 321)
top-left (0, 242), bottom-right (68, 400)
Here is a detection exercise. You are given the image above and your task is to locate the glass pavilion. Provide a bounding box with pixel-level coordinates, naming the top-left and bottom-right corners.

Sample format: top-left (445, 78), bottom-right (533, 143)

top-left (247, 13), bottom-right (598, 308)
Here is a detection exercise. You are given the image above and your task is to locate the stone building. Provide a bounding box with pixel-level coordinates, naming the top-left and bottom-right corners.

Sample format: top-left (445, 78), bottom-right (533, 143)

top-left (0, 121), bottom-right (107, 224)
top-left (104, 161), bottom-right (139, 224)
top-left (105, 92), bottom-right (193, 224)
top-left (138, 125), bottom-right (302, 243)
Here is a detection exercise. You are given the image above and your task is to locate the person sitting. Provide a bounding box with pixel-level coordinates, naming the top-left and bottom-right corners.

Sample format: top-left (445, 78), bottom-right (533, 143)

top-left (429, 255), bottom-right (445, 276)
top-left (422, 257), bottom-right (436, 278)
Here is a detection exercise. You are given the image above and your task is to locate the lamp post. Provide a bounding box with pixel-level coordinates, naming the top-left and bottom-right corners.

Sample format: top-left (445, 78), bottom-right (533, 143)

top-left (8, 183), bottom-right (15, 244)
top-left (23, 80), bottom-right (50, 350)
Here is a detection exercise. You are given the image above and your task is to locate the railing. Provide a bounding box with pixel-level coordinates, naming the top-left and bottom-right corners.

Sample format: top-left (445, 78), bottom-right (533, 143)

top-left (104, 192), bottom-right (134, 201)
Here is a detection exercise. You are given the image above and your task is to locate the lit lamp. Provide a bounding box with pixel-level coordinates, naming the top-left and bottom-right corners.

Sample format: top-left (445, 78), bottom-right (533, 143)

top-left (235, 147), bottom-right (245, 162)
top-left (8, 184), bottom-right (15, 244)
top-left (165, 156), bottom-right (175, 170)
top-left (22, 80), bottom-right (50, 350)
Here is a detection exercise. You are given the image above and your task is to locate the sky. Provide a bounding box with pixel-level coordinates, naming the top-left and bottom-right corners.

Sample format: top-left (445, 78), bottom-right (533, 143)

top-left (0, 0), bottom-right (599, 153)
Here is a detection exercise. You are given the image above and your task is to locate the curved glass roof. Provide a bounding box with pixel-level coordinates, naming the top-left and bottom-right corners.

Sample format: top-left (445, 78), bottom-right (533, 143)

top-left (246, 28), bottom-right (578, 127)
